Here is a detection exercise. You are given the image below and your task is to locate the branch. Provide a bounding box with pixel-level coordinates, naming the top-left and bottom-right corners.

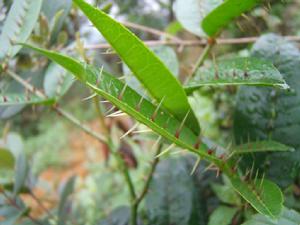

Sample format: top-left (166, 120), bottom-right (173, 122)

top-left (185, 43), bottom-right (214, 84)
top-left (122, 20), bottom-right (182, 42)
top-left (84, 35), bottom-right (300, 50)
top-left (134, 143), bottom-right (163, 206)
top-left (6, 70), bottom-right (108, 145)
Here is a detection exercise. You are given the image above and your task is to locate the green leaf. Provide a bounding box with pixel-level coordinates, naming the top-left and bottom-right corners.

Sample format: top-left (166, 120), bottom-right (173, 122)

top-left (231, 141), bottom-right (294, 156)
top-left (146, 157), bottom-right (207, 225)
top-left (43, 62), bottom-right (73, 99)
top-left (99, 206), bottom-right (131, 225)
top-left (234, 34), bottom-right (300, 188)
top-left (58, 176), bottom-right (76, 225)
top-left (0, 93), bottom-right (54, 106)
top-left (41, 0), bottom-right (72, 41)
top-left (185, 57), bottom-right (288, 94)
top-left (208, 206), bottom-right (237, 225)
top-left (73, 0), bottom-right (200, 134)
top-left (202, 0), bottom-right (261, 36)
top-left (230, 177), bottom-right (283, 219)
top-left (242, 207), bottom-right (300, 225)
top-left (22, 43), bottom-right (218, 164)
top-left (0, 148), bottom-right (15, 170)
top-left (0, 0), bottom-right (43, 59)
top-left (211, 183), bottom-right (241, 206)
top-left (173, 0), bottom-right (222, 37)
top-left (123, 46), bottom-right (179, 95)
top-left (13, 151), bottom-right (28, 196)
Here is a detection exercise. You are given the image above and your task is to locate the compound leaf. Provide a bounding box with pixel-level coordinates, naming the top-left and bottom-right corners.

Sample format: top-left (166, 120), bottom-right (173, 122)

top-left (73, 0), bottom-right (200, 134)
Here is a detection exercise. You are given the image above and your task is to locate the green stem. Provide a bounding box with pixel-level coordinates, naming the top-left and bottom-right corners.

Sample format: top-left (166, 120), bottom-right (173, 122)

top-left (185, 43), bottom-right (214, 84)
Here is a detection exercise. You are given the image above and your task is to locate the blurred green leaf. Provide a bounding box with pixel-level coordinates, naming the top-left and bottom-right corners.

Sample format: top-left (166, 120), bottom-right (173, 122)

top-left (208, 206), bottom-right (237, 225)
top-left (13, 152), bottom-right (28, 196)
top-left (0, 0), bottom-right (43, 59)
top-left (42, 0), bottom-right (72, 41)
top-left (173, 0), bottom-right (221, 37)
top-left (145, 157), bottom-right (207, 225)
top-left (211, 183), bottom-right (241, 206)
top-left (0, 93), bottom-right (54, 106)
top-left (58, 176), bottom-right (76, 225)
top-left (43, 62), bottom-right (73, 99)
top-left (202, 0), bottom-right (261, 36)
top-left (0, 148), bottom-right (15, 170)
top-left (242, 207), bottom-right (300, 225)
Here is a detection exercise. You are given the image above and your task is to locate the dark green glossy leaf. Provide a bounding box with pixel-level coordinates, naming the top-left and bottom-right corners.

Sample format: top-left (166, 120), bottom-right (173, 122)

top-left (234, 34), bottom-right (300, 188)
top-left (73, 0), bottom-right (200, 134)
top-left (146, 157), bottom-right (207, 225)
top-left (185, 57), bottom-right (287, 94)
top-left (202, 0), bottom-right (261, 36)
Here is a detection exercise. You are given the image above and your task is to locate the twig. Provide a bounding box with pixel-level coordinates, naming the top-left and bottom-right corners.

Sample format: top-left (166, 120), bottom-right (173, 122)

top-left (29, 190), bottom-right (55, 220)
top-left (84, 35), bottom-right (300, 50)
top-left (122, 20), bottom-right (182, 42)
top-left (134, 144), bottom-right (163, 206)
top-left (6, 70), bottom-right (108, 145)
top-left (1, 190), bottom-right (43, 225)
top-left (185, 43), bottom-right (214, 84)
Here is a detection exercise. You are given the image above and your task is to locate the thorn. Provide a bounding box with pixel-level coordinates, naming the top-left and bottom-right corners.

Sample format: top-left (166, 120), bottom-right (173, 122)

top-left (118, 75), bottom-right (126, 80)
top-left (190, 157), bottom-right (201, 175)
top-left (243, 169), bottom-right (251, 181)
top-left (163, 117), bottom-right (171, 129)
top-left (106, 111), bottom-right (126, 118)
top-left (118, 84), bottom-right (127, 100)
top-left (194, 134), bottom-right (202, 149)
top-left (155, 144), bottom-right (175, 158)
top-left (254, 169), bottom-right (259, 184)
top-left (105, 105), bottom-right (116, 115)
top-left (81, 93), bottom-right (97, 101)
top-left (132, 129), bottom-right (152, 134)
top-left (259, 173), bottom-right (265, 190)
top-left (250, 161), bottom-right (255, 180)
top-left (151, 97), bottom-right (165, 121)
top-left (170, 150), bottom-right (185, 155)
top-left (207, 149), bottom-right (214, 155)
top-left (100, 100), bottom-right (109, 103)
top-left (151, 136), bottom-right (162, 151)
top-left (175, 110), bottom-right (190, 138)
top-left (204, 163), bottom-right (216, 172)
top-left (96, 65), bottom-right (104, 85)
top-left (120, 122), bottom-right (139, 139)
top-left (136, 95), bottom-right (144, 112)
